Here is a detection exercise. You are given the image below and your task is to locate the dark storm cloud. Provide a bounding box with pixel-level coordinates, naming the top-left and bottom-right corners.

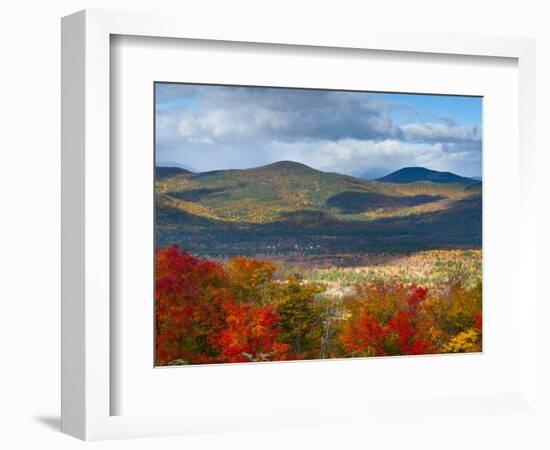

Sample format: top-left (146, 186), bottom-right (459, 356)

top-left (158, 85), bottom-right (404, 144)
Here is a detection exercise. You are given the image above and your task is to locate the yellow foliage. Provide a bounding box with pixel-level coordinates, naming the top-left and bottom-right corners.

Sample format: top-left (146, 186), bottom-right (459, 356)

top-left (443, 328), bottom-right (481, 353)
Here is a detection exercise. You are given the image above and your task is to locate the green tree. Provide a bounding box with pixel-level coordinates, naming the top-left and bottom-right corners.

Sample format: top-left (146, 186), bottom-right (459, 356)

top-left (274, 277), bottom-right (326, 357)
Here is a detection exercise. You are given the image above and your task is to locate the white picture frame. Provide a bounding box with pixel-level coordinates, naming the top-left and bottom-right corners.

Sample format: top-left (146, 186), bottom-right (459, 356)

top-left (61, 9), bottom-right (538, 441)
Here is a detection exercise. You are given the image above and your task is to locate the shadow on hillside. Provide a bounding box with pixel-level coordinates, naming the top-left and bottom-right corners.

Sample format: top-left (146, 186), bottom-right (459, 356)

top-left (325, 191), bottom-right (444, 214)
top-left (156, 194), bottom-right (482, 256)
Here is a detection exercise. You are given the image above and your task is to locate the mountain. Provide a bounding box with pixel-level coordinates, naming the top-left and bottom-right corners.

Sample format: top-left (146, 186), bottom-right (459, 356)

top-left (156, 161), bottom-right (462, 222)
top-left (155, 161), bottom-right (482, 254)
top-left (156, 161), bottom-right (198, 172)
top-left (377, 167), bottom-right (477, 185)
top-left (465, 181), bottom-right (482, 194)
top-left (156, 166), bottom-right (194, 180)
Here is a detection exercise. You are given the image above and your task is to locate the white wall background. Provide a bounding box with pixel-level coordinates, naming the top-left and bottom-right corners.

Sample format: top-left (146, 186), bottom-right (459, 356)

top-left (0, 1), bottom-right (548, 449)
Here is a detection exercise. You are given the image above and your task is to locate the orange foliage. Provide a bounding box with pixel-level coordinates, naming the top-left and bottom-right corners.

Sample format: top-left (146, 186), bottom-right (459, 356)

top-left (155, 245), bottom-right (290, 365)
top-left (339, 285), bottom-right (435, 357)
top-left (155, 245), bottom-right (481, 365)
top-left (213, 301), bottom-right (291, 362)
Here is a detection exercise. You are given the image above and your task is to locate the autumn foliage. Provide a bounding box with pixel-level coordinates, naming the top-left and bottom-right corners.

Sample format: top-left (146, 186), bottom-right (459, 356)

top-left (156, 245), bottom-right (482, 365)
top-left (214, 301), bottom-right (291, 362)
top-left (339, 285), bottom-right (434, 356)
top-left (156, 245), bottom-right (291, 365)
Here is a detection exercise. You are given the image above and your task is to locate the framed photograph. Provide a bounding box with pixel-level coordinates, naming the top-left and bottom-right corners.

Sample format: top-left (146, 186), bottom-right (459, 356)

top-left (62, 9), bottom-right (538, 441)
top-left (153, 82), bottom-right (483, 367)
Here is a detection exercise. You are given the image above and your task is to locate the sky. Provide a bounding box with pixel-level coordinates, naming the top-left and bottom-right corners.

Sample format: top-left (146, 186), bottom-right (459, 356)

top-left (155, 83), bottom-right (482, 179)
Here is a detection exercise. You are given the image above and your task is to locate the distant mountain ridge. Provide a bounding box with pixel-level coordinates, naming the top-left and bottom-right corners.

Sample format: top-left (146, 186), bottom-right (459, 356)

top-left (377, 167), bottom-right (477, 185)
top-left (156, 166), bottom-right (194, 180)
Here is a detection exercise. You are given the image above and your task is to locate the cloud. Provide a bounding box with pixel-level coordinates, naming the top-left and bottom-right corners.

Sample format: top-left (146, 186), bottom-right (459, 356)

top-left (401, 122), bottom-right (481, 144)
top-left (270, 139), bottom-right (481, 178)
top-left (439, 115), bottom-right (458, 127)
top-left (155, 83), bottom-right (202, 103)
top-left (155, 84), bottom-right (483, 177)
top-left (157, 137), bottom-right (481, 179)
top-left (158, 86), bottom-right (403, 145)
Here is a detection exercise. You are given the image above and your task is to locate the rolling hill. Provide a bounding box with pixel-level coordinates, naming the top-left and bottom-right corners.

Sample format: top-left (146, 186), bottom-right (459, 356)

top-left (155, 161), bottom-right (482, 255)
top-left (377, 167), bottom-right (478, 185)
top-left (465, 181), bottom-right (482, 194)
top-left (155, 166), bottom-right (194, 180)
